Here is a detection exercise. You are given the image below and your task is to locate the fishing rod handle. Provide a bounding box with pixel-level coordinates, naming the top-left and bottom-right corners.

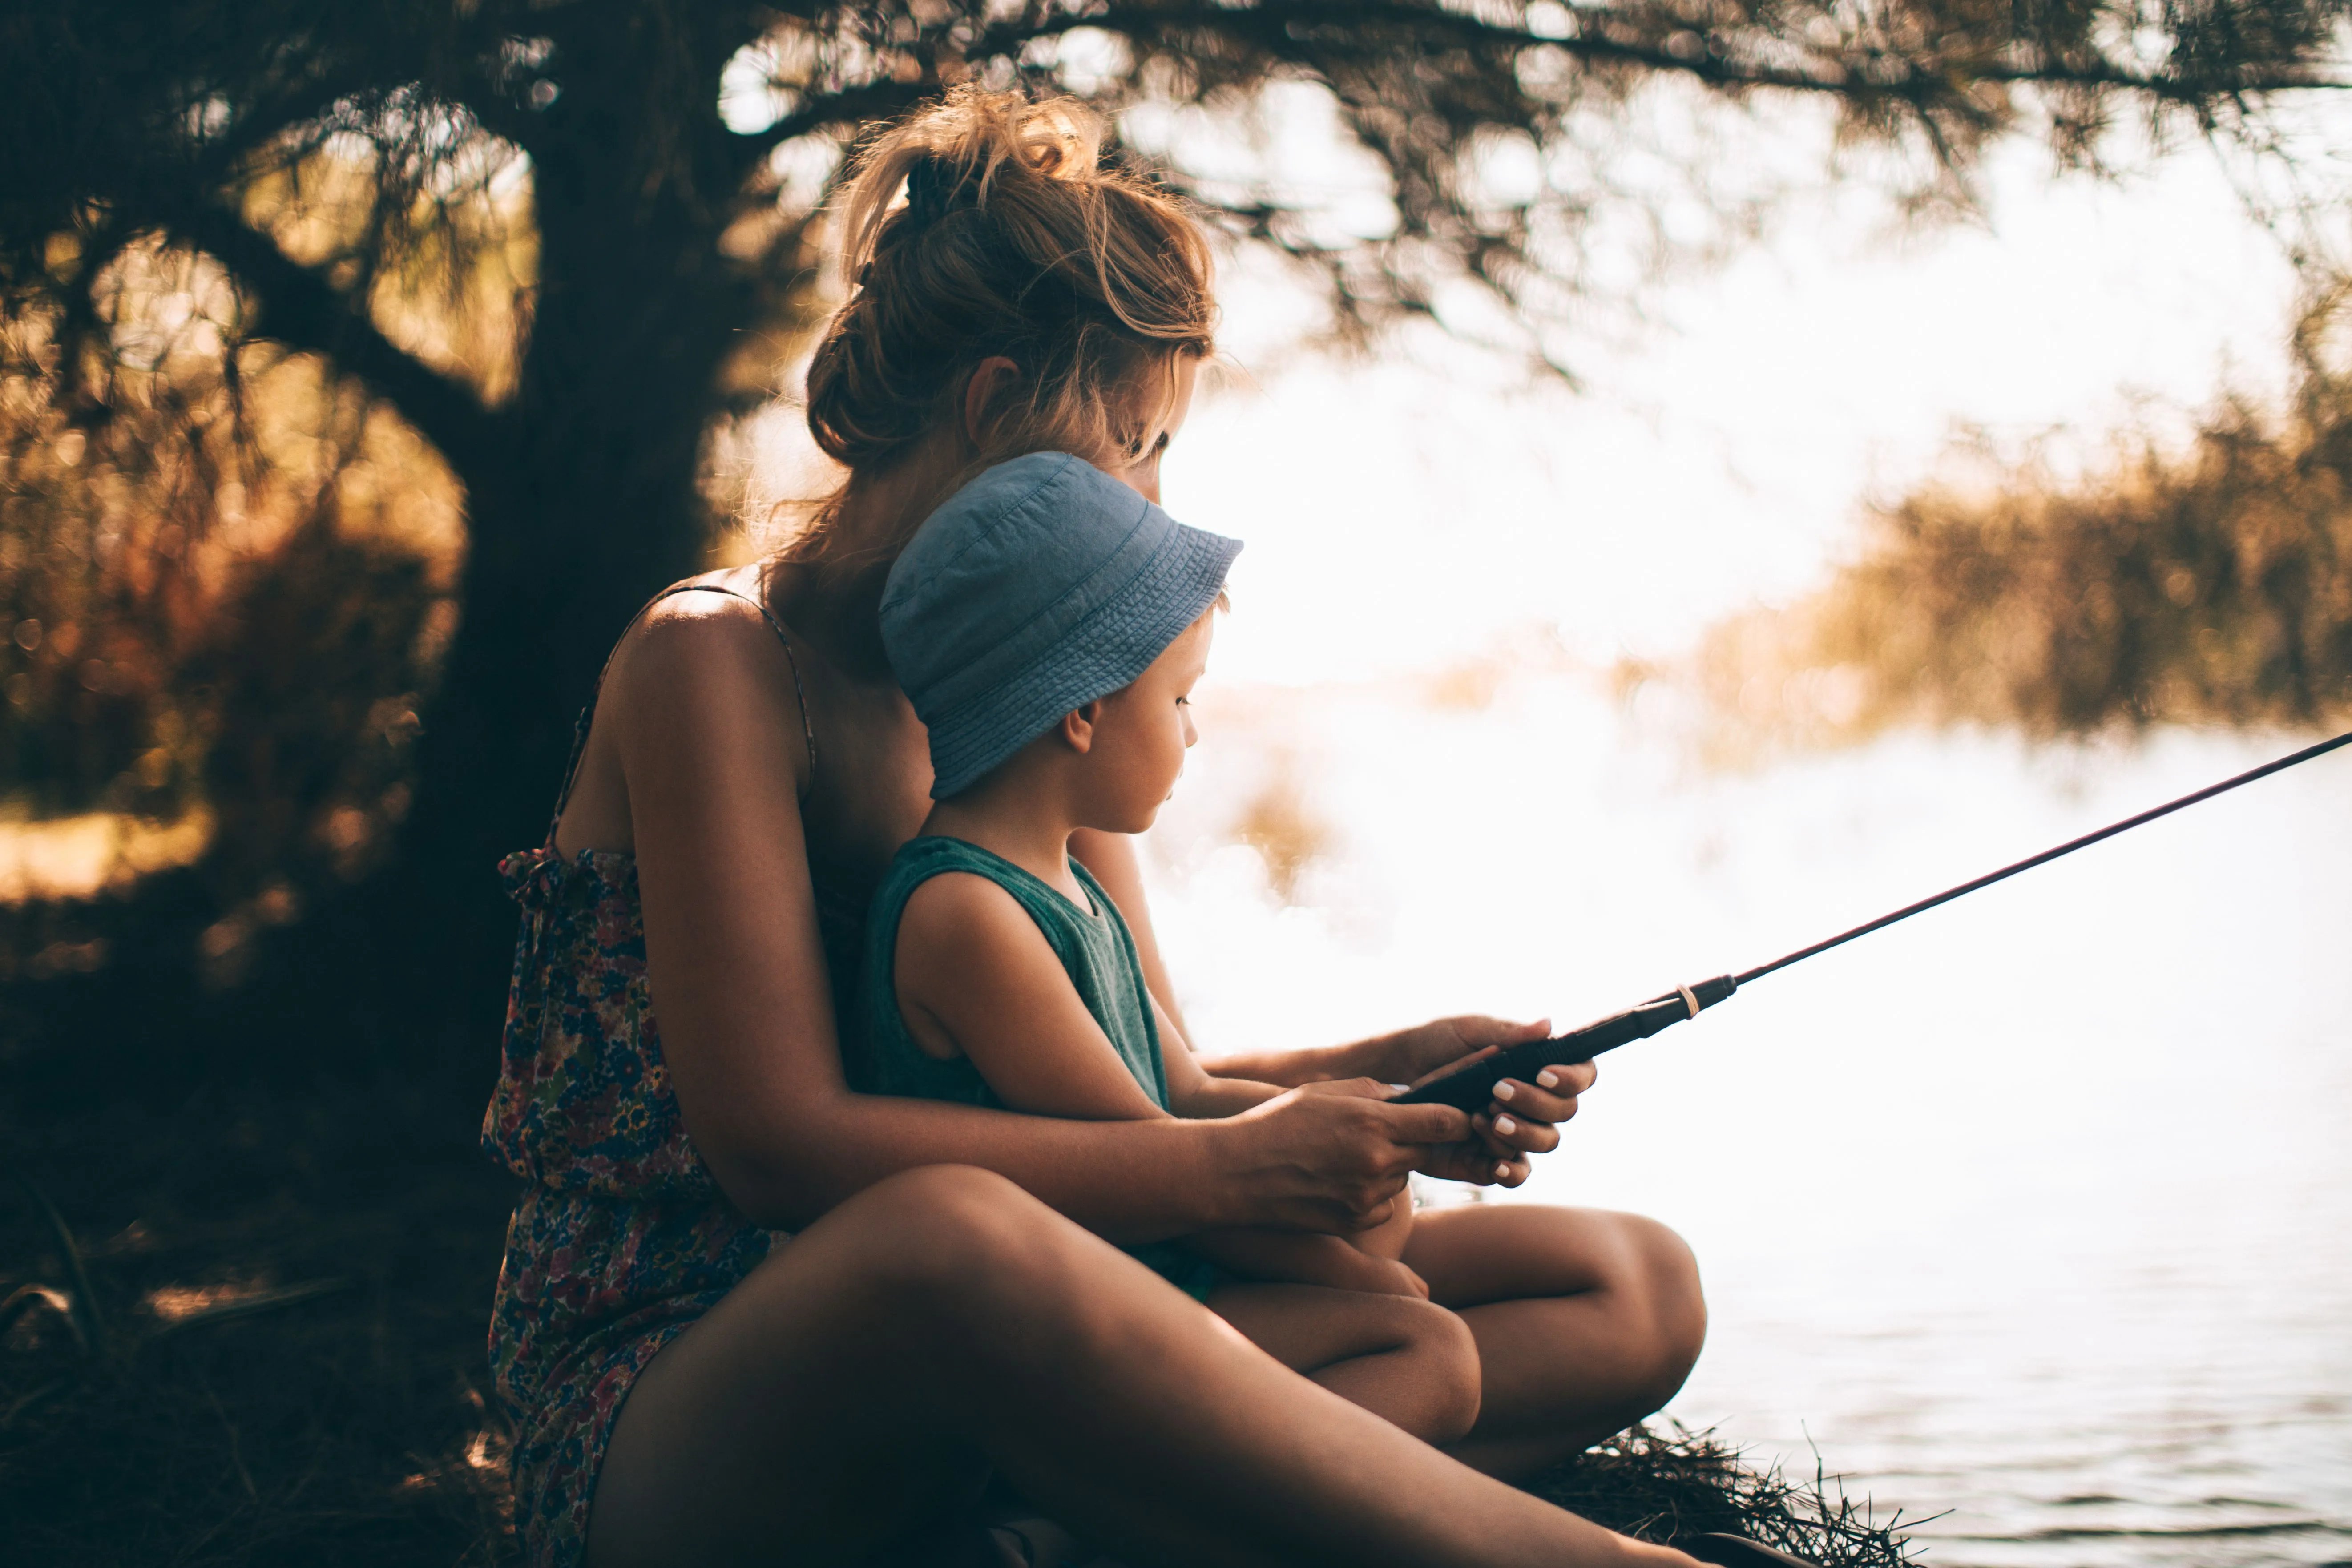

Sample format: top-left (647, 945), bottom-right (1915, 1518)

top-left (1391, 975), bottom-right (1737, 1113)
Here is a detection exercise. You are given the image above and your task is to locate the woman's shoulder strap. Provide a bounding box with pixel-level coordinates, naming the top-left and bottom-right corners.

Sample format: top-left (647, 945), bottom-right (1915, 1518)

top-left (643, 582), bottom-right (819, 792)
top-left (545, 579), bottom-right (821, 840)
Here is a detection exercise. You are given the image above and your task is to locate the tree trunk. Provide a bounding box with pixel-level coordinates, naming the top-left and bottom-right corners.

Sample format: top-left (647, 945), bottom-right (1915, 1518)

top-left (374, 14), bottom-right (758, 1061)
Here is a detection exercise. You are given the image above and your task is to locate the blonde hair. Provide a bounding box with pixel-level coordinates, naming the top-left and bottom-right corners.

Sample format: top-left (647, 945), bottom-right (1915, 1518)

top-left (803, 85), bottom-right (1215, 489)
top-left (775, 88), bottom-right (1217, 671)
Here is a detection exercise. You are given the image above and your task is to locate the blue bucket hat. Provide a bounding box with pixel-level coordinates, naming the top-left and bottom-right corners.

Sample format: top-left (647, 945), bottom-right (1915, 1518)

top-left (881, 451), bottom-right (1243, 798)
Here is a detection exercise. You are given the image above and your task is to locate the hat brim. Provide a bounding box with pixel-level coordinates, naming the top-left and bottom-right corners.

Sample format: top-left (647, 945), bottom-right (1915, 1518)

top-left (925, 522), bottom-right (1241, 799)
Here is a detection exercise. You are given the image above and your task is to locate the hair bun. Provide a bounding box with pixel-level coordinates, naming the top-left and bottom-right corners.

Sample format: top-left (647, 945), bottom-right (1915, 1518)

top-left (901, 155), bottom-right (962, 230)
top-left (805, 86), bottom-right (1216, 476)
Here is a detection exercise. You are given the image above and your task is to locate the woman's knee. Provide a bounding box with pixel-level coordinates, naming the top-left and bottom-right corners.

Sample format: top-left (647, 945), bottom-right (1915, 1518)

top-left (840, 1165), bottom-right (1134, 1347)
top-left (1407, 1300), bottom-right (1485, 1444)
top-left (852, 1166), bottom-right (1069, 1283)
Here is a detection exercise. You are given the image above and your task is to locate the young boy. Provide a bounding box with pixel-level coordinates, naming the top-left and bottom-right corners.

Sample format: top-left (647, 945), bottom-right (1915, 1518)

top-left (847, 450), bottom-right (1480, 1446)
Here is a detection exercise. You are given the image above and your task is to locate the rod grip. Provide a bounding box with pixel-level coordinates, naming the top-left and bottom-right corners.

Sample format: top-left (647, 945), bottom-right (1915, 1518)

top-left (1391, 975), bottom-right (1737, 1113)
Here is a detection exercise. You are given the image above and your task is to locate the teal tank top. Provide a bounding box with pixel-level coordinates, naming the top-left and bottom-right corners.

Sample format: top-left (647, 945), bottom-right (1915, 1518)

top-left (850, 835), bottom-right (1217, 1299)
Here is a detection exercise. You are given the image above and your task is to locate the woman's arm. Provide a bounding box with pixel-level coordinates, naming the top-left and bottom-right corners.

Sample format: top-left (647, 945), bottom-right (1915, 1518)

top-left (614, 604), bottom-right (1470, 1237)
top-left (1072, 828), bottom-right (1585, 1184)
top-left (1072, 830), bottom-right (1557, 1089)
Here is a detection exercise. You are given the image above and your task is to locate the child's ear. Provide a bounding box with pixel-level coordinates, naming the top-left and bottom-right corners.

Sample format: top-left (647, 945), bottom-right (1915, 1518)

top-left (1060, 702), bottom-right (1099, 754)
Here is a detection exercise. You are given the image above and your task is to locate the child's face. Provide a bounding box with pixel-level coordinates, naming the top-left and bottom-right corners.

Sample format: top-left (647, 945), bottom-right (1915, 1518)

top-left (1079, 612), bottom-right (1212, 833)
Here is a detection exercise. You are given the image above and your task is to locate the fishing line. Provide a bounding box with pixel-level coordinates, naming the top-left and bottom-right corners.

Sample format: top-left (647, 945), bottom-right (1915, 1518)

top-left (1398, 727), bottom-right (2352, 1109)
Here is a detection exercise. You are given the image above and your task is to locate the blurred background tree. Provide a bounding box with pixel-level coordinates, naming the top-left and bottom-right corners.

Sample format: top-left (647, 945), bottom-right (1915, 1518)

top-left (2, 0), bottom-right (2347, 1090)
top-left (1693, 285), bottom-right (2352, 753)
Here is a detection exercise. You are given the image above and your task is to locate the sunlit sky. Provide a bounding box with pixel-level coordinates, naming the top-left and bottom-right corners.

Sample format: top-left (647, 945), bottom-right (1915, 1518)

top-left (1164, 130), bottom-right (2303, 686)
top-left (741, 96), bottom-right (2308, 688)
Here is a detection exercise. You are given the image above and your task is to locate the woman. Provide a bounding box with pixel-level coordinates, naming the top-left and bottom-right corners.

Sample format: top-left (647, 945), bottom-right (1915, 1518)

top-left (484, 87), bottom-right (1710, 1568)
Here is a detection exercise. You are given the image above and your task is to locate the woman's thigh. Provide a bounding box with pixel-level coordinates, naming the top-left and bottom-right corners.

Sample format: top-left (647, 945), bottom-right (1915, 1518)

top-left (1404, 1203), bottom-right (1706, 1477)
top-left (590, 1173), bottom-right (1703, 1568)
top-left (586, 1165), bottom-right (1111, 1568)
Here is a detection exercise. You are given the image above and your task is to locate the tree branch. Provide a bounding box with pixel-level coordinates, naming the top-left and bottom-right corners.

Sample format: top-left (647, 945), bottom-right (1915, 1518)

top-left (979, 0), bottom-right (2352, 101)
top-left (157, 202), bottom-right (500, 477)
top-left (741, 81), bottom-right (932, 153)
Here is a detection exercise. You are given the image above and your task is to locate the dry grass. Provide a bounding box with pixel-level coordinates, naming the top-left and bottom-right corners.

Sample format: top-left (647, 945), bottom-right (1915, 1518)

top-left (0, 1078), bottom-right (520, 1567)
top-left (1530, 1425), bottom-right (1924, 1566)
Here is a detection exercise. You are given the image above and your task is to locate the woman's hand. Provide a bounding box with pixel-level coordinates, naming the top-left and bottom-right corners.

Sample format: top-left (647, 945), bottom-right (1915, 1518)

top-left (1350, 1014), bottom-right (1553, 1085)
top-left (1207, 1080), bottom-right (1472, 1234)
top-left (1323, 1015), bottom-right (1598, 1188)
top-left (1408, 1055), bottom-right (1598, 1189)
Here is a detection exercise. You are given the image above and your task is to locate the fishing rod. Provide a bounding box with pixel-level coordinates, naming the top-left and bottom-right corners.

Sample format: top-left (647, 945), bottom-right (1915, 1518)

top-left (1398, 727), bottom-right (2352, 1111)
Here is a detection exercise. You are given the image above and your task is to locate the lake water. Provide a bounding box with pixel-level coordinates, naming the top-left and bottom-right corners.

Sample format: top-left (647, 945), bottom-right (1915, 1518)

top-left (1144, 679), bottom-right (2352, 1568)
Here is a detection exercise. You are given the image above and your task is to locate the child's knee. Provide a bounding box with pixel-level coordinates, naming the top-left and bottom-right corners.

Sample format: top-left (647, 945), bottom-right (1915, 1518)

top-left (1629, 1215), bottom-right (1707, 1373)
top-left (1394, 1298), bottom-right (1483, 1445)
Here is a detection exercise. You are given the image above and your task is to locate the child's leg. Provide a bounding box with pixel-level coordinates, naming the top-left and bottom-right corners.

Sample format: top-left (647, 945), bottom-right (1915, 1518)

top-left (1351, 1193), bottom-right (1415, 1261)
top-left (1404, 1203), bottom-right (1706, 1478)
top-left (1205, 1281), bottom-right (1481, 1446)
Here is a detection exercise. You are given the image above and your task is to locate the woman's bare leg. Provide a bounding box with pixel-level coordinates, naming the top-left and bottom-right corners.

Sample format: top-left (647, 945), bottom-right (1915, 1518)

top-left (589, 1166), bottom-right (1695, 1568)
top-left (1406, 1204), bottom-right (1707, 1480)
top-left (1204, 1281), bottom-right (1481, 1444)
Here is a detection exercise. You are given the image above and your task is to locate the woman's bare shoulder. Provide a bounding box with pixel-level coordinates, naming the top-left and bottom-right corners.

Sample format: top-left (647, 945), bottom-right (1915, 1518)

top-left (620, 568), bottom-right (786, 650)
top-left (555, 570), bottom-right (811, 854)
top-left (607, 571), bottom-right (804, 710)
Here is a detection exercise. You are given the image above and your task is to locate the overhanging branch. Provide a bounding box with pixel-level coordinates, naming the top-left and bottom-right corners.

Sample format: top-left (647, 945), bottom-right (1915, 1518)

top-left (969, 0), bottom-right (2352, 101)
top-left (158, 202), bottom-right (500, 478)
top-left (742, 81), bottom-right (931, 153)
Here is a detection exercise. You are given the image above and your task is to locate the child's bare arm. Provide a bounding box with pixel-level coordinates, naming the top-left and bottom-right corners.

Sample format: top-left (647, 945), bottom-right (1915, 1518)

top-left (894, 872), bottom-right (1166, 1121)
top-left (1154, 996), bottom-right (1291, 1117)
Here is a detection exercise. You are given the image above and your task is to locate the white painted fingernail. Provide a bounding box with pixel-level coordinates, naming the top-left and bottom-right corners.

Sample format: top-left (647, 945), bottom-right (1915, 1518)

top-left (1493, 1080), bottom-right (1516, 1100)
top-left (1495, 1162), bottom-right (1511, 1179)
top-left (1494, 1115), bottom-right (1517, 1136)
top-left (1537, 1070), bottom-right (1559, 1089)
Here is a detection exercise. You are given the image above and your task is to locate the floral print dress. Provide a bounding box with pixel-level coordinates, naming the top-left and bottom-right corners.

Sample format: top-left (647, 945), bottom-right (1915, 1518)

top-left (481, 583), bottom-right (837, 1568)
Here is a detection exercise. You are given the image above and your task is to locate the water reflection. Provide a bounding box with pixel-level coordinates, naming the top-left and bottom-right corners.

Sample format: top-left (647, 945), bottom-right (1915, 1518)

top-left (1145, 676), bottom-right (2352, 1568)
